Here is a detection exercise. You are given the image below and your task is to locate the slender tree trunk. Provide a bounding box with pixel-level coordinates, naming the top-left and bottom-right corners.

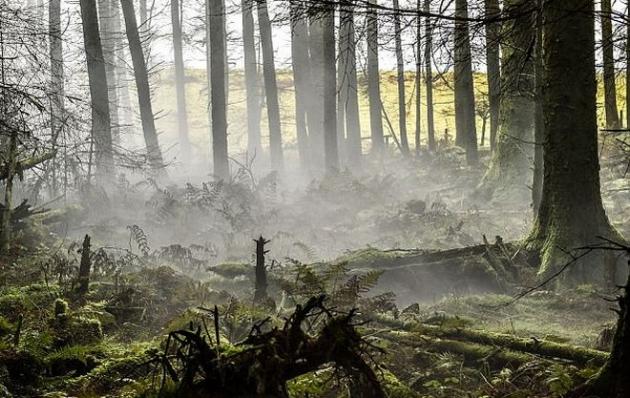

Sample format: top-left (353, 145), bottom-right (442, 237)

top-left (477, 0), bottom-right (535, 204)
top-left (322, 3), bottom-right (339, 171)
top-left (393, 0), bottom-right (409, 155)
top-left (98, 0), bottom-right (120, 146)
top-left (527, 0), bottom-right (622, 286)
top-left (257, 0), bottom-right (283, 170)
top-left (111, 0), bottom-right (132, 139)
top-left (120, 0), bottom-right (164, 170)
top-left (308, 11), bottom-right (325, 168)
top-left (49, 0), bottom-right (64, 196)
top-left (209, 0), bottom-right (229, 178)
top-left (414, 0), bottom-right (422, 155)
top-left (601, 0), bottom-right (620, 129)
top-left (453, 0), bottom-right (478, 165)
top-left (341, 0), bottom-right (362, 167)
top-left (336, 10), bottom-right (347, 165)
top-left (424, 0), bottom-right (435, 151)
top-left (484, 0), bottom-right (500, 152)
top-left (242, 0), bottom-right (262, 158)
top-left (290, 1), bottom-right (311, 170)
top-left (140, 0), bottom-right (148, 26)
top-left (367, 0), bottom-right (384, 154)
top-left (171, 0), bottom-right (191, 158)
top-left (79, 0), bottom-right (115, 183)
top-left (0, 129), bottom-right (18, 254)
top-left (532, 0), bottom-right (544, 214)
top-left (627, 3), bottom-right (630, 129)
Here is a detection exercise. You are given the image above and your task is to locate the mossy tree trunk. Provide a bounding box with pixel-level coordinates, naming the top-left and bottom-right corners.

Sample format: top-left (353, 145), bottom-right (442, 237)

top-left (477, 0), bottom-right (535, 204)
top-left (527, 0), bottom-right (622, 286)
top-left (453, 0), bottom-right (478, 165)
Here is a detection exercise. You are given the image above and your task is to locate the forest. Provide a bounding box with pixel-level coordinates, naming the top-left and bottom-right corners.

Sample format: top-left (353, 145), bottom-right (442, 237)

top-left (0, 0), bottom-right (629, 396)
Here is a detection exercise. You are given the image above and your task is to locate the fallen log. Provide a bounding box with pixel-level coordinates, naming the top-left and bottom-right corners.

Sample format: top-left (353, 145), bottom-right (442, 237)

top-left (370, 315), bottom-right (608, 366)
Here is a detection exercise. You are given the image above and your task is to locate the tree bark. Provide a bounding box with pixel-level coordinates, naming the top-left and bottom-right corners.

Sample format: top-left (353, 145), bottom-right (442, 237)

top-left (424, 0), bottom-right (435, 151)
top-left (171, 0), bottom-right (192, 159)
top-left (308, 11), bottom-right (325, 169)
top-left (393, 0), bottom-right (409, 155)
top-left (49, 0), bottom-right (65, 196)
top-left (484, 0), bottom-right (500, 152)
top-left (120, 0), bottom-right (165, 170)
top-left (290, 0), bottom-right (312, 170)
top-left (340, 0), bottom-right (362, 167)
top-left (477, 0), bottom-right (535, 204)
top-left (601, 0), bottom-right (620, 129)
top-left (98, 0), bottom-right (120, 145)
top-left (627, 3), bottom-right (630, 129)
top-left (532, 0), bottom-right (544, 214)
top-left (0, 128), bottom-right (18, 253)
top-left (527, 0), bottom-right (623, 286)
top-left (257, 0), bottom-right (284, 170)
top-left (79, 0), bottom-right (115, 183)
top-left (414, 0), bottom-right (422, 155)
top-left (453, 0), bottom-right (478, 165)
top-left (322, 3), bottom-right (339, 171)
top-left (367, 0), bottom-right (384, 155)
top-left (209, 0), bottom-right (229, 179)
top-left (242, 0), bottom-right (262, 158)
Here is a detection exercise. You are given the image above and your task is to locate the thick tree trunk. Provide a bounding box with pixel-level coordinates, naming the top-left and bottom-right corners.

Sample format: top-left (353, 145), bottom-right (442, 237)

top-left (341, 0), bottom-right (362, 167)
top-left (424, 0), bottom-right (435, 151)
top-left (414, 0), bottom-right (422, 155)
top-left (120, 0), bottom-right (165, 170)
top-left (477, 0), bottom-right (535, 204)
top-left (98, 0), bottom-right (120, 145)
top-left (532, 0), bottom-right (544, 214)
top-left (527, 0), bottom-right (622, 286)
top-left (484, 0), bottom-right (500, 152)
top-left (257, 0), bottom-right (284, 170)
top-left (171, 0), bottom-right (191, 159)
top-left (367, 0), bottom-right (384, 155)
top-left (209, 0), bottom-right (229, 179)
top-left (79, 0), bottom-right (115, 183)
top-left (242, 0), bottom-right (262, 158)
top-left (453, 0), bottom-right (478, 165)
top-left (601, 0), bottom-right (620, 129)
top-left (290, 1), bottom-right (311, 170)
top-left (393, 0), bottom-right (409, 156)
top-left (322, 4), bottom-right (339, 171)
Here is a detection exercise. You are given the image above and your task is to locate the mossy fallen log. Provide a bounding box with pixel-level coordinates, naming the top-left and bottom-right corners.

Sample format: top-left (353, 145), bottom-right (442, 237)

top-left (370, 315), bottom-right (608, 366)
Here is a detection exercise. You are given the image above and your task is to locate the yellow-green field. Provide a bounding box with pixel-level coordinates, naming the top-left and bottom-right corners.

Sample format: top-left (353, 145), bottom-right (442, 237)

top-left (151, 68), bottom-right (628, 157)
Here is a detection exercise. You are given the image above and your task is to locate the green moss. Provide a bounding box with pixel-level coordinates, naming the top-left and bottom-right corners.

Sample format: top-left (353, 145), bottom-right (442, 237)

top-left (335, 247), bottom-right (398, 269)
top-left (209, 262), bottom-right (252, 278)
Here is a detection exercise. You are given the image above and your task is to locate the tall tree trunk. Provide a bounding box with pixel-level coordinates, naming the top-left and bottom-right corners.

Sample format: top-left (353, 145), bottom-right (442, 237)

top-left (424, 0), bottom-right (435, 151)
top-left (140, 0), bottom-right (148, 26)
top-left (308, 11), bottom-right (325, 168)
top-left (532, 0), bottom-right (544, 214)
top-left (477, 0), bottom-right (535, 204)
top-left (111, 0), bottom-right (132, 139)
top-left (601, 0), bottom-right (620, 129)
top-left (627, 2), bottom-right (630, 129)
top-left (367, 0), bottom-right (384, 154)
top-left (322, 3), bottom-right (339, 171)
top-left (414, 0), bottom-right (422, 155)
top-left (527, 0), bottom-right (622, 286)
top-left (453, 0), bottom-right (478, 165)
top-left (0, 128), bottom-right (18, 254)
top-left (393, 0), bottom-right (409, 155)
top-left (209, 0), bottom-right (229, 179)
top-left (171, 0), bottom-right (191, 159)
top-left (98, 0), bottom-right (120, 146)
top-left (49, 0), bottom-right (65, 196)
top-left (484, 0), bottom-right (500, 152)
top-left (242, 0), bottom-right (262, 158)
top-left (120, 0), bottom-right (164, 170)
top-left (290, 0), bottom-right (311, 170)
top-left (257, 0), bottom-right (283, 170)
top-left (341, 0), bottom-right (362, 167)
top-left (336, 10), bottom-right (347, 165)
top-left (79, 0), bottom-right (115, 183)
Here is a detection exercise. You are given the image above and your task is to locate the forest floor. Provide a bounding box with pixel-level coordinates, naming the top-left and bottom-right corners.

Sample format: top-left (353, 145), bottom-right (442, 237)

top-left (0, 139), bottom-right (628, 396)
